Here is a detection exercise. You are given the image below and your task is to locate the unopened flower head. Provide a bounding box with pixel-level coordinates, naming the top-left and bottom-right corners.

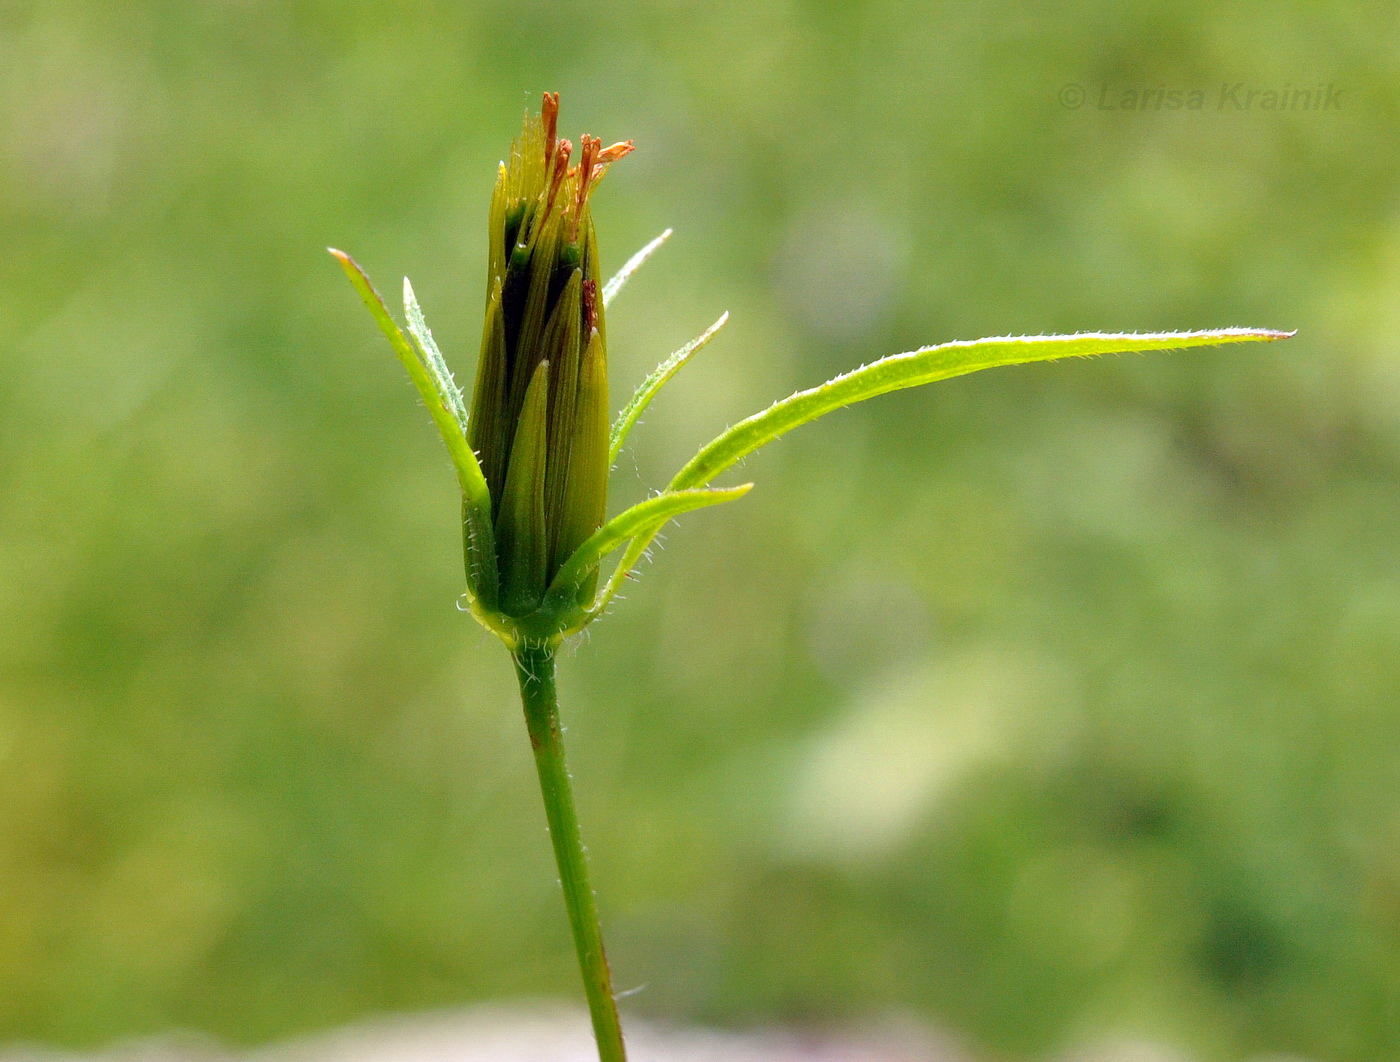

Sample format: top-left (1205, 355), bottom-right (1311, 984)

top-left (470, 93), bottom-right (634, 617)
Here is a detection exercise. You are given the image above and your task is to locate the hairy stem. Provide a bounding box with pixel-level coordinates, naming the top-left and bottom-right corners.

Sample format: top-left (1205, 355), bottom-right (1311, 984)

top-left (513, 642), bottom-right (627, 1062)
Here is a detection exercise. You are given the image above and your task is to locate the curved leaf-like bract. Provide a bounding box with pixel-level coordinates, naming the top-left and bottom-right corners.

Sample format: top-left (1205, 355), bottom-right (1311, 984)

top-left (602, 228), bottom-right (672, 308)
top-left (669, 329), bottom-right (1293, 491)
top-left (589, 328), bottom-right (1293, 626)
top-left (585, 525), bottom-right (662, 624)
top-left (545, 483), bottom-right (753, 619)
top-left (610, 312), bottom-right (729, 463)
top-left (331, 248), bottom-right (500, 608)
top-left (404, 277), bottom-right (469, 428)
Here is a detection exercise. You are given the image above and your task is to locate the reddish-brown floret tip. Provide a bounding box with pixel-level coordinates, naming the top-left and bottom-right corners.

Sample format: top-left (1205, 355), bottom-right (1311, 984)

top-left (578, 136), bottom-right (599, 183)
top-left (541, 92), bottom-right (560, 165)
top-left (597, 140), bottom-right (634, 165)
top-left (544, 138), bottom-right (572, 221)
top-left (582, 278), bottom-right (598, 335)
top-left (568, 136), bottom-right (602, 240)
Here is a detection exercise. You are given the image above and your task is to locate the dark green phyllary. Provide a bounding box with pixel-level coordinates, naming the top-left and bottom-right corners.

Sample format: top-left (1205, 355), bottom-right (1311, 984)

top-left (332, 92), bottom-right (1289, 1062)
top-left (473, 95), bottom-right (632, 615)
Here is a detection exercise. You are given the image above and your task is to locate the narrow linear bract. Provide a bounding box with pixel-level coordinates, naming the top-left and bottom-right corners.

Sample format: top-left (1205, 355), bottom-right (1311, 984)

top-left (331, 93), bottom-right (1291, 1062)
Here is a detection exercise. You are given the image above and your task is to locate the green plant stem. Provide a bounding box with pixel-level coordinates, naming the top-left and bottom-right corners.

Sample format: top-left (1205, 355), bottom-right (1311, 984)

top-left (513, 641), bottom-right (627, 1062)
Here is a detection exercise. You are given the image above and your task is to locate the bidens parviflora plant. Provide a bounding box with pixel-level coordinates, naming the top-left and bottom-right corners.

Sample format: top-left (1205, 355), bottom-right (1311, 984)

top-left (331, 94), bottom-right (1290, 1062)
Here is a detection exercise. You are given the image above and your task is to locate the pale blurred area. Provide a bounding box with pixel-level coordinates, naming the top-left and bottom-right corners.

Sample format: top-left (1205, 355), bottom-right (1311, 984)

top-left (3, 0), bottom-right (1400, 1060)
top-left (1, 1008), bottom-right (955, 1062)
top-left (0, 1008), bottom-right (1310, 1062)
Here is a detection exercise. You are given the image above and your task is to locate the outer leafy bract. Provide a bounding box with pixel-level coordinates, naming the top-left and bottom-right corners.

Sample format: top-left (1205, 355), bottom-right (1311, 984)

top-left (404, 277), bottom-right (469, 428)
top-left (609, 312), bottom-right (729, 463)
top-left (546, 484), bottom-right (753, 622)
top-left (602, 228), bottom-right (672, 308)
top-left (671, 329), bottom-right (1293, 491)
top-left (581, 328), bottom-right (1292, 624)
top-left (330, 249), bottom-right (500, 608)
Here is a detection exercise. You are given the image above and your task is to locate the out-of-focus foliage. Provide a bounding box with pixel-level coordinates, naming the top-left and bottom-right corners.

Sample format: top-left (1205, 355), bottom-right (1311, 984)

top-left (1, 1), bottom-right (1398, 1059)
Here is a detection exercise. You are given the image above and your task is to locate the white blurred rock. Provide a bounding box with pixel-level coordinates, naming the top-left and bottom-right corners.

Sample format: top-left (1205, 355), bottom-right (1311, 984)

top-left (1, 1007), bottom-right (954, 1062)
top-left (0, 1007), bottom-right (1311, 1062)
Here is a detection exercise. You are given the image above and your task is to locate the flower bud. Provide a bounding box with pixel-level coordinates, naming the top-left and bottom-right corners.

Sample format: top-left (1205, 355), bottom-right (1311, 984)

top-left (469, 94), bottom-right (633, 616)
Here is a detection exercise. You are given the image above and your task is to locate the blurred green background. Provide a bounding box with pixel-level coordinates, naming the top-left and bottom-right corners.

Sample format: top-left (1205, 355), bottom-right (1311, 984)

top-left (3, 0), bottom-right (1399, 1059)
